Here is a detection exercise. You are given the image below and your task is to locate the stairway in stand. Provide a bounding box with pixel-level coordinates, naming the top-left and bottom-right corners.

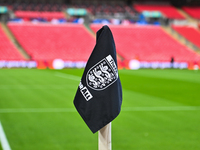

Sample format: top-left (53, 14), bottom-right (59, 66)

top-left (0, 23), bottom-right (30, 60)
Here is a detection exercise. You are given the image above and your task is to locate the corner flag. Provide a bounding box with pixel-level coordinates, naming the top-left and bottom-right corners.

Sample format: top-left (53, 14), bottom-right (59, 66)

top-left (73, 25), bottom-right (122, 133)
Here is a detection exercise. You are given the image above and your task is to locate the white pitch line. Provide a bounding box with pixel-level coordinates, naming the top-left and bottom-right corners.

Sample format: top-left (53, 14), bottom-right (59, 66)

top-left (0, 106), bottom-right (200, 114)
top-left (55, 72), bottom-right (80, 81)
top-left (0, 121), bottom-right (11, 150)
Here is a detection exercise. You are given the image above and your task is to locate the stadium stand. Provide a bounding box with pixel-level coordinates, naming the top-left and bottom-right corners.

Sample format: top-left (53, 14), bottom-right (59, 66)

top-left (172, 26), bottom-right (200, 48)
top-left (182, 6), bottom-right (200, 19)
top-left (91, 24), bottom-right (200, 62)
top-left (0, 24), bottom-right (24, 60)
top-left (134, 4), bottom-right (185, 19)
top-left (8, 23), bottom-right (95, 61)
top-left (0, 0), bottom-right (66, 22)
top-left (0, 0), bottom-right (64, 11)
top-left (1, 0), bottom-right (200, 68)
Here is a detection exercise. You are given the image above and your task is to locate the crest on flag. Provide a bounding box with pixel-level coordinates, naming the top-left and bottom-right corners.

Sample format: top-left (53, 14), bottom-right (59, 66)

top-left (86, 55), bottom-right (118, 91)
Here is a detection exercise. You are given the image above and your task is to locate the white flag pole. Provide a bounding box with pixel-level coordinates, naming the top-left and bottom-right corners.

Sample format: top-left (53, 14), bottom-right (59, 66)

top-left (98, 122), bottom-right (112, 150)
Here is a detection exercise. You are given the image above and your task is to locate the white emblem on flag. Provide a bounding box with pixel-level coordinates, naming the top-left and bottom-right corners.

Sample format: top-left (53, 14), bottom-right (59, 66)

top-left (86, 55), bottom-right (118, 91)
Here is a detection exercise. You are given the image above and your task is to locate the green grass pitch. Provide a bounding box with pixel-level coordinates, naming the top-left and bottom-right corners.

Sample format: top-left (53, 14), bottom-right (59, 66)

top-left (0, 68), bottom-right (199, 150)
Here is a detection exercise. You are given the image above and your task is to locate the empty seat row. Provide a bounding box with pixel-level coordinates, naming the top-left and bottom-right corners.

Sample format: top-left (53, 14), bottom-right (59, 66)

top-left (8, 23), bottom-right (95, 61)
top-left (14, 11), bottom-right (65, 20)
top-left (91, 24), bottom-right (200, 62)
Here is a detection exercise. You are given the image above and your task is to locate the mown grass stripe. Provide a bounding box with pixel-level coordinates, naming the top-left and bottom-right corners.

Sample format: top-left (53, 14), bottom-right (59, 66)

top-left (0, 106), bottom-right (200, 113)
top-left (55, 72), bottom-right (80, 81)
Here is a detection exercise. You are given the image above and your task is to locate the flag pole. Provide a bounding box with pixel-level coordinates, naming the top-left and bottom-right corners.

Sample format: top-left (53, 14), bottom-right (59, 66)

top-left (98, 122), bottom-right (111, 150)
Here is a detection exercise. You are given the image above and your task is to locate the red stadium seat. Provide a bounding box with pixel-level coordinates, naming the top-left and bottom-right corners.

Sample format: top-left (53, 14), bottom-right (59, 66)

top-left (14, 11), bottom-right (65, 20)
top-left (8, 23), bottom-right (96, 61)
top-left (15, 11), bottom-right (40, 18)
top-left (91, 24), bottom-right (200, 62)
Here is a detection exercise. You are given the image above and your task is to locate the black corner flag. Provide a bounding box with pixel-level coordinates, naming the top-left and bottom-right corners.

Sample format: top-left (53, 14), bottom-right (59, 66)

top-left (73, 25), bottom-right (122, 133)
